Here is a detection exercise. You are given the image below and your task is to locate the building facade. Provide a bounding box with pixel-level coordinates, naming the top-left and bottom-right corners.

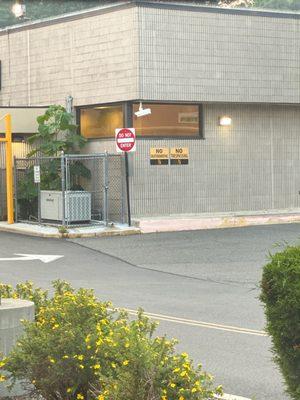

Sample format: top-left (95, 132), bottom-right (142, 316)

top-left (0, 1), bottom-right (300, 218)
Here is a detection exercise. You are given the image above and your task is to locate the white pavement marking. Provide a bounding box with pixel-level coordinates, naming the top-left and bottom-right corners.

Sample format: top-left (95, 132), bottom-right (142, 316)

top-left (0, 253), bottom-right (64, 264)
top-left (125, 309), bottom-right (268, 337)
top-left (215, 393), bottom-right (251, 400)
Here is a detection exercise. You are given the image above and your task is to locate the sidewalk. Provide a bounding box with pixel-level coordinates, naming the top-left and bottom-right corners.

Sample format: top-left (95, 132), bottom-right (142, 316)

top-left (0, 221), bottom-right (140, 238)
top-left (135, 210), bottom-right (300, 234)
top-left (0, 210), bottom-right (299, 238)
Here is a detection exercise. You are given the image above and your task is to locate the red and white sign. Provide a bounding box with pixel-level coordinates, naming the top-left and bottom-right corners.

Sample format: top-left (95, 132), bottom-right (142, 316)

top-left (115, 128), bottom-right (136, 153)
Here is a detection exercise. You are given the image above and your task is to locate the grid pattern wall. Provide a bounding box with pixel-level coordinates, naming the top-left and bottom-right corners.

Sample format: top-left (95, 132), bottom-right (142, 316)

top-left (0, 6), bottom-right (139, 107)
top-left (131, 103), bottom-right (300, 216)
top-left (138, 6), bottom-right (300, 103)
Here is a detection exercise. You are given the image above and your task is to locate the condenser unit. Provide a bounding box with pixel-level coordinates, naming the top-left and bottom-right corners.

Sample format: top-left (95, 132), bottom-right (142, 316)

top-left (41, 191), bottom-right (91, 223)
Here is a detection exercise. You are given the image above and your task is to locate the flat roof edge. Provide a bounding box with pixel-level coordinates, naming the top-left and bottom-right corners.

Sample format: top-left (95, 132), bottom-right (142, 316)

top-left (0, 0), bottom-right (299, 35)
top-left (0, 1), bottom-right (133, 36)
top-left (136, 1), bottom-right (300, 19)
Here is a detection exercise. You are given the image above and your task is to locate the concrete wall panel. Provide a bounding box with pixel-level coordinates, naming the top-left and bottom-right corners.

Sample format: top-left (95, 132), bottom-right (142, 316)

top-left (0, 6), bottom-right (139, 107)
top-left (83, 104), bottom-right (300, 217)
top-left (138, 5), bottom-right (300, 103)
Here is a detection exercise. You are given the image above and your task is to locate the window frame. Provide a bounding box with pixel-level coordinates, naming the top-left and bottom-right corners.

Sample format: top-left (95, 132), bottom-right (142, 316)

top-left (77, 101), bottom-right (204, 140)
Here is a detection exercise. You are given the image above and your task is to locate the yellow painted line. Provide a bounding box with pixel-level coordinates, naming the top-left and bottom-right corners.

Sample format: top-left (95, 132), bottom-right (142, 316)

top-left (125, 309), bottom-right (267, 337)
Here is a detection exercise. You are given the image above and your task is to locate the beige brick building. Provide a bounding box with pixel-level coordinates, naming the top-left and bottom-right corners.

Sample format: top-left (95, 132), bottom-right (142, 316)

top-left (0, 1), bottom-right (300, 218)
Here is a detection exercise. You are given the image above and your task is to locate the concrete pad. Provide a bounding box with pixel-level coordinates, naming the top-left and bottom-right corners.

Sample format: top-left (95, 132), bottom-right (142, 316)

top-left (136, 210), bottom-right (300, 233)
top-left (0, 222), bottom-right (141, 238)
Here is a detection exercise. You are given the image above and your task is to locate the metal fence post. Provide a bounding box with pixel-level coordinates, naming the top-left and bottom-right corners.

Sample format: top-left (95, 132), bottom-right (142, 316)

top-left (103, 152), bottom-right (109, 227)
top-left (61, 152), bottom-right (66, 226)
top-left (37, 157), bottom-right (41, 224)
top-left (13, 157), bottom-right (18, 223)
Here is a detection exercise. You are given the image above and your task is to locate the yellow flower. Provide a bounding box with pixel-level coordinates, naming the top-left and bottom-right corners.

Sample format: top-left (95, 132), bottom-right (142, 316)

top-left (180, 371), bottom-right (187, 377)
top-left (122, 360), bottom-right (129, 366)
top-left (93, 364), bottom-right (101, 370)
top-left (49, 358), bottom-right (55, 364)
top-left (183, 363), bottom-right (190, 370)
top-left (79, 364), bottom-right (84, 369)
top-left (173, 367), bottom-right (180, 373)
top-left (125, 342), bottom-right (130, 348)
top-left (67, 388), bottom-right (72, 393)
top-left (52, 324), bottom-right (59, 330)
top-left (111, 362), bottom-right (116, 369)
top-left (0, 375), bottom-right (6, 382)
top-left (170, 383), bottom-right (176, 388)
top-left (181, 352), bottom-right (188, 358)
top-left (161, 396), bottom-right (167, 400)
top-left (77, 394), bottom-right (84, 400)
top-left (63, 355), bottom-right (69, 359)
top-left (77, 355), bottom-right (84, 361)
top-left (179, 396), bottom-right (185, 400)
top-left (192, 388), bottom-right (197, 393)
top-left (98, 396), bottom-right (104, 400)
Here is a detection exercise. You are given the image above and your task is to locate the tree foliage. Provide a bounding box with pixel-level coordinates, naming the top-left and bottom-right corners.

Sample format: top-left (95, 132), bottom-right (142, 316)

top-left (27, 104), bottom-right (86, 157)
top-left (254, 0), bottom-right (300, 9)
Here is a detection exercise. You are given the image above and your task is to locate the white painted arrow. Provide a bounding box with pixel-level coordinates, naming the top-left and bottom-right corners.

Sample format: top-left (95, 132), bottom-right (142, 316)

top-left (0, 253), bottom-right (64, 264)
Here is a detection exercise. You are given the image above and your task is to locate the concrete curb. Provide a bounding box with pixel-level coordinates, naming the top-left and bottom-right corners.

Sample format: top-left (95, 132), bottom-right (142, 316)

top-left (215, 394), bottom-right (251, 400)
top-left (0, 211), bottom-right (299, 238)
top-left (135, 212), bottom-right (300, 234)
top-left (0, 222), bottom-right (141, 239)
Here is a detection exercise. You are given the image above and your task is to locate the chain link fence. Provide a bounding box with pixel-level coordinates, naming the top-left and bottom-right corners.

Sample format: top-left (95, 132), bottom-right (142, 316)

top-left (14, 153), bottom-right (129, 227)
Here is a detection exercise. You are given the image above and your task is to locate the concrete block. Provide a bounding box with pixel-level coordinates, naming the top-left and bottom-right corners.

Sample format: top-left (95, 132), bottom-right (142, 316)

top-left (0, 299), bottom-right (34, 356)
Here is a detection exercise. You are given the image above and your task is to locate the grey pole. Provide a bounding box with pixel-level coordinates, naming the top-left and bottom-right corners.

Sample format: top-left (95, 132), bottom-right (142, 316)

top-left (61, 151), bottom-right (66, 226)
top-left (37, 157), bottom-right (41, 224)
top-left (104, 152), bottom-right (109, 227)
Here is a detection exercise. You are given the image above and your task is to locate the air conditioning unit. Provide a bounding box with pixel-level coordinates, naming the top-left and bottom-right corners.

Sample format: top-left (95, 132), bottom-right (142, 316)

top-left (41, 191), bottom-right (91, 223)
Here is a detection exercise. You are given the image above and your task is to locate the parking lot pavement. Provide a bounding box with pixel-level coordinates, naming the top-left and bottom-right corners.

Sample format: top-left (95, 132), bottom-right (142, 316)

top-left (1, 223), bottom-right (299, 399)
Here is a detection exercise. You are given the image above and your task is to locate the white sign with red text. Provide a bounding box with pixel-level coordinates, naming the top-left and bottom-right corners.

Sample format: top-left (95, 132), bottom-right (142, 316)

top-left (115, 128), bottom-right (136, 153)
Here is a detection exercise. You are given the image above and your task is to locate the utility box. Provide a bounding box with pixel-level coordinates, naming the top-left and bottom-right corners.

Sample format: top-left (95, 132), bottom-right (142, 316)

top-left (41, 191), bottom-right (91, 223)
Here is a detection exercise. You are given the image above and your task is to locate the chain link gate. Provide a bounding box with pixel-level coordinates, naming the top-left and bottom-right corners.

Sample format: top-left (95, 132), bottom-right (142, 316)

top-left (14, 153), bottom-right (129, 227)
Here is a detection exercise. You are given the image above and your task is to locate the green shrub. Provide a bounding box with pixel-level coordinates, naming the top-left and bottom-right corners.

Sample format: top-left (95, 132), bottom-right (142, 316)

top-left (260, 245), bottom-right (300, 400)
top-left (0, 282), bottom-right (222, 400)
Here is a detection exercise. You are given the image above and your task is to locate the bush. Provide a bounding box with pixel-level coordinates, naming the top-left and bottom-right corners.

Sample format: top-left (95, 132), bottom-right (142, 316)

top-left (0, 281), bottom-right (222, 400)
top-left (260, 245), bottom-right (300, 400)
